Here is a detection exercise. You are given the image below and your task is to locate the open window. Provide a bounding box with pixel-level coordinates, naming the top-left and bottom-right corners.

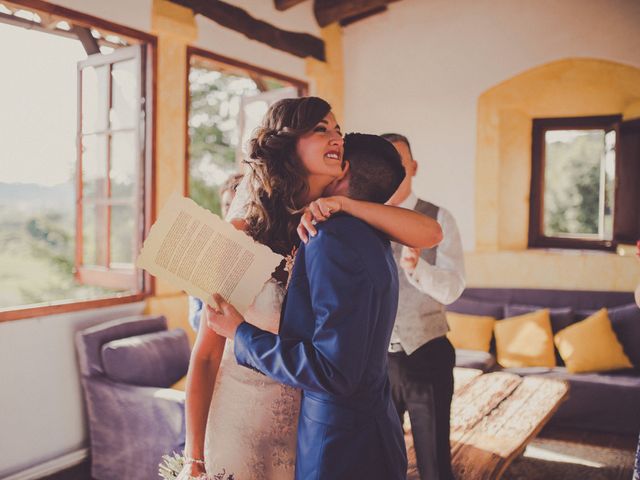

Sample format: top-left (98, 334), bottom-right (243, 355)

top-left (529, 115), bottom-right (640, 250)
top-left (0, 2), bottom-right (154, 321)
top-left (75, 45), bottom-right (145, 291)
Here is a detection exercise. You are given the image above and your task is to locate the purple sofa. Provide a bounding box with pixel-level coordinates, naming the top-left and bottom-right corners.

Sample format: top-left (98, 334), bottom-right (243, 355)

top-left (76, 315), bottom-right (190, 480)
top-left (448, 288), bottom-right (640, 435)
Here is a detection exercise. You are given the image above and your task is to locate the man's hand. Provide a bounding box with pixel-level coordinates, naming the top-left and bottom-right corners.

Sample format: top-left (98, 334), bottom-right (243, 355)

top-left (297, 196), bottom-right (345, 243)
top-left (400, 246), bottom-right (420, 273)
top-left (205, 293), bottom-right (245, 339)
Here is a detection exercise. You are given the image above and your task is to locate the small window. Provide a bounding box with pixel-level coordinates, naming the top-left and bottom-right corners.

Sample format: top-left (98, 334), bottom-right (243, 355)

top-left (529, 115), bottom-right (640, 250)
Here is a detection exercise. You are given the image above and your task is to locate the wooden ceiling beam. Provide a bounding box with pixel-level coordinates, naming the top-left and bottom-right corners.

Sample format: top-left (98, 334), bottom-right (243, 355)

top-left (314, 0), bottom-right (392, 27)
top-left (273, 0), bottom-right (308, 11)
top-left (340, 5), bottom-right (387, 27)
top-left (70, 25), bottom-right (100, 55)
top-left (170, 0), bottom-right (325, 61)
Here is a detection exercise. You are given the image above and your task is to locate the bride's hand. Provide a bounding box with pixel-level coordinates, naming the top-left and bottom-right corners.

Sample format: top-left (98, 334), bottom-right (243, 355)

top-left (176, 461), bottom-right (207, 480)
top-left (297, 196), bottom-right (345, 243)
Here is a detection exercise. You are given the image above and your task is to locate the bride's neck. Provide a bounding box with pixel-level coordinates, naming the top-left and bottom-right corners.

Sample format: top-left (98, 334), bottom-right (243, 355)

top-left (302, 174), bottom-right (332, 204)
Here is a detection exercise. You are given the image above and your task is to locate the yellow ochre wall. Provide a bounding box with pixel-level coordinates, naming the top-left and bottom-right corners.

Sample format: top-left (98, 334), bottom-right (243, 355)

top-left (144, 1), bottom-right (344, 342)
top-left (469, 58), bottom-right (640, 291)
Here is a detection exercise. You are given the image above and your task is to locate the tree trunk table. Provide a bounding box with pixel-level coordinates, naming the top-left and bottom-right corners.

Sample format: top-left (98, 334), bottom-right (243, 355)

top-left (450, 369), bottom-right (569, 479)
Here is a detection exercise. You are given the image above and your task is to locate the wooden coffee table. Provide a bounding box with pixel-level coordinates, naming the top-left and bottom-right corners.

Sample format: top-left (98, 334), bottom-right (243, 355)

top-left (450, 368), bottom-right (569, 479)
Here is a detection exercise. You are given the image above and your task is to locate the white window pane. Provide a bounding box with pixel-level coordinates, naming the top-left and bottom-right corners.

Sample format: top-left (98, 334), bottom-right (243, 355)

top-left (81, 134), bottom-right (108, 199)
top-left (111, 59), bottom-right (138, 130)
top-left (82, 65), bottom-right (109, 134)
top-left (110, 204), bottom-right (135, 265)
top-left (110, 131), bottom-right (137, 199)
top-left (543, 129), bottom-right (605, 238)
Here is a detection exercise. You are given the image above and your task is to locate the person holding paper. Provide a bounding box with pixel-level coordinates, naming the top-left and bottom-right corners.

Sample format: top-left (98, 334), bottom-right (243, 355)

top-left (178, 98), bottom-right (442, 480)
top-left (208, 133), bottom-right (412, 479)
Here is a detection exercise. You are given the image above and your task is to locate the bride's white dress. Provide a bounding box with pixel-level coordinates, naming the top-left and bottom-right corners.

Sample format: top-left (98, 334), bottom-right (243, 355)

top-left (203, 177), bottom-right (300, 479)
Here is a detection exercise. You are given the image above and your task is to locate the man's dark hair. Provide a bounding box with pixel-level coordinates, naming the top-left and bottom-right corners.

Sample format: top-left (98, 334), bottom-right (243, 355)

top-left (343, 133), bottom-right (405, 204)
top-left (381, 132), bottom-right (413, 158)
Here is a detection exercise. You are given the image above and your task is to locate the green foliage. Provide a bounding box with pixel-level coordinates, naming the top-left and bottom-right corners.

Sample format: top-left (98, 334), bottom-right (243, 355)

top-left (0, 207), bottom-right (123, 308)
top-left (189, 176), bottom-right (222, 216)
top-left (544, 132), bottom-right (604, 236)
top-left (25, 214), bottom-right (74, 275)
top-left (187, 67), bottom-right (259, 212)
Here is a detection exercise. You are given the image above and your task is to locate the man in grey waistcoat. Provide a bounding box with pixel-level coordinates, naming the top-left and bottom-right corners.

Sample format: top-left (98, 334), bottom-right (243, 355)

top-left (382, 133), bottom-right (466, 480)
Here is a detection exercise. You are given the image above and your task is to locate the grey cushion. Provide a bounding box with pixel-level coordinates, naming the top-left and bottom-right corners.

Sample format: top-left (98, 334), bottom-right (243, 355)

top-left (608, 304), bottom-right (640, 368)
top-left (447, 297), bottom-right (505, 319)
top-left (76, 315), bottom-right (168, 377)
top-left (455, 349), bottom-right (497, 372)
top-left (101, 329), bottom-right (190, 387)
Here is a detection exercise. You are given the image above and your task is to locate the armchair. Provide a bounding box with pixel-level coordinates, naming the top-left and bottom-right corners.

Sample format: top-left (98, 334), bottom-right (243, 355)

top-left (76, 315), bottom-right (190, 480)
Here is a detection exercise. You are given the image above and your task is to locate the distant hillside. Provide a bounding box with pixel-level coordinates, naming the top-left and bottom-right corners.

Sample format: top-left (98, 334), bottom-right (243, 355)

top-left (0, 181), bottom-right (75, 214)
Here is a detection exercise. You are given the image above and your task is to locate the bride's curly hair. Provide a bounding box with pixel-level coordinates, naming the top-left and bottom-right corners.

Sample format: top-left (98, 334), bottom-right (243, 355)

top-left (244, 96), bottom-right (332, 256)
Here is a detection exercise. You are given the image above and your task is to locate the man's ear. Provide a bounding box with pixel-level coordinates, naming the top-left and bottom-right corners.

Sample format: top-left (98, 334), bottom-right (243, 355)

top-left (337, 160), bottom-right (350, 180)
top-left (331, 161), bottom-right (351, 196)
top-left (411, 159), bottom-right (418, 177)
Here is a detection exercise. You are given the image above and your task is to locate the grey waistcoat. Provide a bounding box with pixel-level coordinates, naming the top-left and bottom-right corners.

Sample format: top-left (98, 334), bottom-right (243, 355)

top-left (389, 199), bottom-right (449, 355)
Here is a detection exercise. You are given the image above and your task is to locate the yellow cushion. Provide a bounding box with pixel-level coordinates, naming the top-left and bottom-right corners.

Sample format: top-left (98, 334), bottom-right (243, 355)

top-left (494, 309), bottom-right (556, 368)
top-left (171, 375), bottom-right (187, 391)
top-left (554, 308), bottom-right (633, 373)
top-left (446, 312), bottom-right (495, 352)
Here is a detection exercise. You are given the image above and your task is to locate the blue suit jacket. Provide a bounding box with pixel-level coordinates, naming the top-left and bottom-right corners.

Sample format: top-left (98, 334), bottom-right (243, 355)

top-left (234, 215), bottom-right (407, 480)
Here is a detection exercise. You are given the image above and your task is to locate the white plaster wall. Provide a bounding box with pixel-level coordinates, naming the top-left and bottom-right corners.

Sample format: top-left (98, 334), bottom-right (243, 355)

top-left (342, 0), bottom-right (640, 250)
top-left (0, 302), bottom-right (145, 478)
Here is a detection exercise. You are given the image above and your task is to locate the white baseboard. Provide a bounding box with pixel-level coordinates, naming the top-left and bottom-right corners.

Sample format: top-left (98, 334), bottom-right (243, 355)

top-left (2, 449), bottom-right (89, 480)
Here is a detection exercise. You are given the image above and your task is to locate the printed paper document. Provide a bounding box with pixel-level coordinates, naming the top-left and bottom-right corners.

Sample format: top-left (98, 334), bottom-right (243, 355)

top-left (136, 193), bottom-right (283, 314)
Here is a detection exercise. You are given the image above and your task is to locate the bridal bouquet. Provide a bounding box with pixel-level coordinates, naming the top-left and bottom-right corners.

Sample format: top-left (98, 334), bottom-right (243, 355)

top-left (159, 452), bottom-right (235, 480)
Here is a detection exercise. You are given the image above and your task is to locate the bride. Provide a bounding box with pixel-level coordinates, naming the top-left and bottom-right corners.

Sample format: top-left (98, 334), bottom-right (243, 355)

top-left (177, 96), bottom-right (442, 479)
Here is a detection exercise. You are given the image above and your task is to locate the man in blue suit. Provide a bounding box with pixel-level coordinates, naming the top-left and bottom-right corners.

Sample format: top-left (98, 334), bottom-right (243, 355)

top-left (208, 133), bottom-right (408, 479)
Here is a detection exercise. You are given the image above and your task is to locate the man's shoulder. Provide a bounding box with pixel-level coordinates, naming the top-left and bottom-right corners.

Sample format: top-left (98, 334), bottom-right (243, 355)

top-left (310, 215), bottom-right (387, 254)
top-left (317, 214), bottom-right (381, 241)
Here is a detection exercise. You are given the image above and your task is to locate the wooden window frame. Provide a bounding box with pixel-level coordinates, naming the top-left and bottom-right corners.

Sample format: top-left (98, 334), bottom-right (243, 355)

top-left (0, 0), bottom-right (157, 322)
top-left (528, 115), bottom-right (622, 251)
top-left (184, 46), bottom-right (308, 197)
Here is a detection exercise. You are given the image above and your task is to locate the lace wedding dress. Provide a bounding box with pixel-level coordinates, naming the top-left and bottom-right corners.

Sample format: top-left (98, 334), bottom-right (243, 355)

top-left (203, 177), bottom-right (300, 479)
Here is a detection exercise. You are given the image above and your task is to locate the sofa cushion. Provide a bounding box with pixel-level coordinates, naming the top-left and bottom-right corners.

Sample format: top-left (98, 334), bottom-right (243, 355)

top-left (446, 312), bottom-right (495, 352)
top-left (607, 304), bottom-right (640, 369)
top-left (554, 309), bottom-right (633, 373)
top-left (447, 297), bottom-right (505, 319)
top-left (494, 309), bottom-right (556, 368)
top-left (101, 329), bottom-right (191, 388)
top-left (455, 349), bottom-right (497, 372)
top-left (505, 304), bottom-right (575, 365)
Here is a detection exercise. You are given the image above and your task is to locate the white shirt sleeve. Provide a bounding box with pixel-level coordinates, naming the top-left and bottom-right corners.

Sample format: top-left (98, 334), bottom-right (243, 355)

top-left (404, 207), bottom-right (466, 305)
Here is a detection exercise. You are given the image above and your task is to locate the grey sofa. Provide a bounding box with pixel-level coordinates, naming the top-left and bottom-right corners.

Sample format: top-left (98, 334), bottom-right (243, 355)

top-left (76, 315), bottom-right (190, 480)
top-left (448, 288), bottom-right (640, 435)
